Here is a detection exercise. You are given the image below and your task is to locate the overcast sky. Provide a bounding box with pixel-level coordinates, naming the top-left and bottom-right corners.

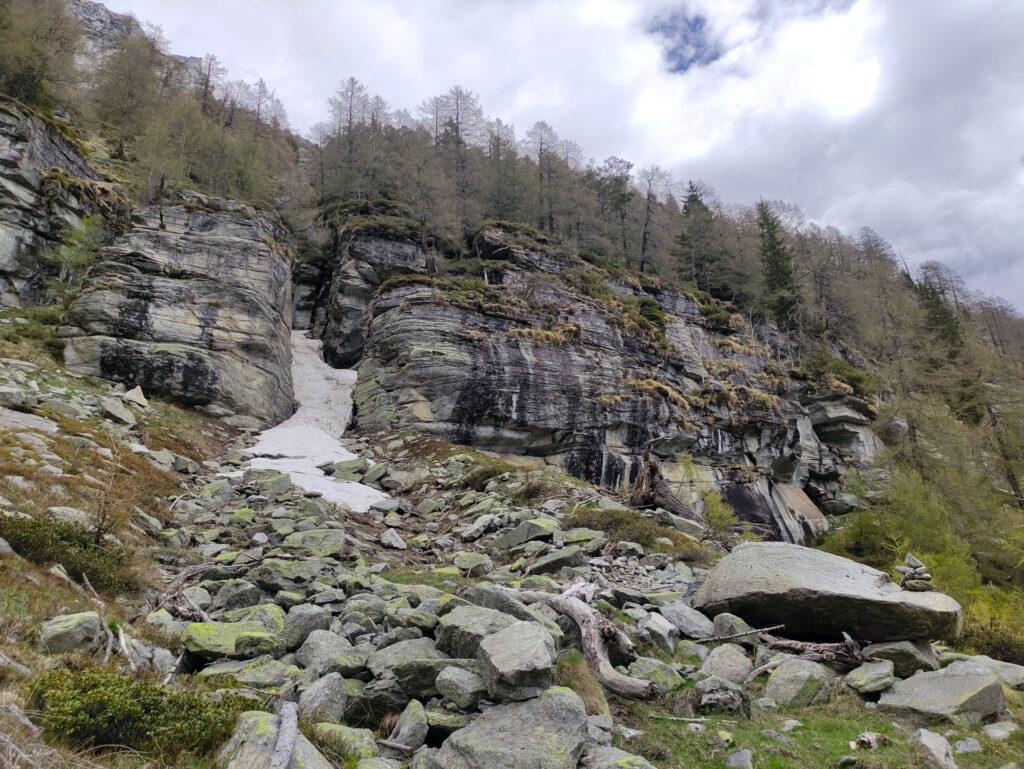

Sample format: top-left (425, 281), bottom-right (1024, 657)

top-left (103, 0), bottom-right (1024, 309)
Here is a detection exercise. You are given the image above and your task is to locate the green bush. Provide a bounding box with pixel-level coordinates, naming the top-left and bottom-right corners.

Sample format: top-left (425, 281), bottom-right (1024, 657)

top-left (960, 589), bottom-right (1024, 665)
top-left (31, 667), bottom-right (256, 758)
top-left (804, 353), bottom-right (876, 398)
top-left (0, 516), bottom-right (135, 593)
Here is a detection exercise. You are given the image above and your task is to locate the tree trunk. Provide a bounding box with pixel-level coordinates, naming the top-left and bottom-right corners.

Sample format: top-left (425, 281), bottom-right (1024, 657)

top-left (628, 447), bottom-right (701, 522)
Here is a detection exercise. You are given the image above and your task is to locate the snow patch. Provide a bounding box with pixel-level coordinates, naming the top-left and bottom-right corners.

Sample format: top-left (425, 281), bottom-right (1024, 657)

top-left (229, 332), bottom-right (388, 512)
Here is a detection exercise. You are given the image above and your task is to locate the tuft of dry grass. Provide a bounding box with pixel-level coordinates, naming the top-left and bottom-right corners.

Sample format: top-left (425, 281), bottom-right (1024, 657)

top-left (555, 650), bottom-right (609, 716)
top-left (624, 378), bottom-right (690, 409)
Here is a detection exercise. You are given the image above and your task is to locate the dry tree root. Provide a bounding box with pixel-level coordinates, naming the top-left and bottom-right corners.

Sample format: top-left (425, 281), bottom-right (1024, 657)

top-left (628, 445), bottom-right (701, 522)
top-left (509, 589), bottom-right (658, 700)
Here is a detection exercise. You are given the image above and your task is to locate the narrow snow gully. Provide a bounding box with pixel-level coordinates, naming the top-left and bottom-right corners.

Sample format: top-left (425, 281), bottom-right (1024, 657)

top-left (231, 332), bottom-right (388, 512)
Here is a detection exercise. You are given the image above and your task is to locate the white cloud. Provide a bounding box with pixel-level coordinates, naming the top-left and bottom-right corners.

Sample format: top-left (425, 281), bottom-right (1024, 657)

top-left (102, 0), bottom-right (1024, 308)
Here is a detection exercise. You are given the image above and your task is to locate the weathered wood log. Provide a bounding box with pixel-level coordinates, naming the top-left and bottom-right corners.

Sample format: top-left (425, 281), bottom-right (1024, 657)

top-left (707, 624), bottom-right (784, 642)
top-left (509, 589), bottom-right (658, 700)
top-left (269, 702), bottom-right (298, 769)
top-left (760, 631), bottom-right (863, 670)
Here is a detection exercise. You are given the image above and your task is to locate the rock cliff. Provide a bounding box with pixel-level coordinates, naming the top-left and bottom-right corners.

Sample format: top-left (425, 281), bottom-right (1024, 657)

top-left (61, 195), bottom-right (295, 428)
top-left (296, 215), bottom-right (883, 543)
top-left (0, 99), bottom-right (120, 306)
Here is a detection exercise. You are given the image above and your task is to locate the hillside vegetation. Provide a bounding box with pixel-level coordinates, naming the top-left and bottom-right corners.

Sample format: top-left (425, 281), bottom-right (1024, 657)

top-left (1, 1), bottom-right (1024, 767)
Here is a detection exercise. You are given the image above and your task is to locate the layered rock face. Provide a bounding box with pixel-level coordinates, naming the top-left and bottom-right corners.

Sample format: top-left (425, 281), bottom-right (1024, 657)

top-left (298, 222), bottom-right (882, 542)
top-left (62, 197), bottom-right (295, 427)
top-left (0, 100), bottom-right (111, 307)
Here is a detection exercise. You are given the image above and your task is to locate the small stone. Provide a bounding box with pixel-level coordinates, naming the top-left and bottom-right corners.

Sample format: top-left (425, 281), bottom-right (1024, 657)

top-left (725, 749), bottom-right (754, 769)
top-left (953, 738), bottom-right (981, 754)
top-left (845, 660), bottom-right (896, 695)
top-left (101, 396), bottom-right (136, 426)
top-left (910, 728), bottom-right (957, 769)
top-left (982, 721), bottom-right (1018, 741)
top-left (381, 528), bottom-right (407, 549)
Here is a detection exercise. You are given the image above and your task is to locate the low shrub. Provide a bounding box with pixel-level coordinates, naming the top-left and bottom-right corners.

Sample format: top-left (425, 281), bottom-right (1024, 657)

top-left (0, 516), bottom-right (136, 593)
top-left (31, 666), bottom-right (255, 758)
top-left (463, 458), bottom-right (519, 491)
top-left (567, 506), bottom-right (712, 562)
top-left (960, 589), bottom-right (1024, 665)
top-left (700, 490), bottom-right (738, 545)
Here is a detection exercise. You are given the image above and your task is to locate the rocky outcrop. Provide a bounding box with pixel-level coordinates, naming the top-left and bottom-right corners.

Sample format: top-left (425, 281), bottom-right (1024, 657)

top-left (297, 218), bottom-right (880, 543)
top-left (61, 196), bottom-right (294, 427)
top-left (0, 99), bottom-right (116, 307)
top-left (693, 542), bottom-right (963, 642)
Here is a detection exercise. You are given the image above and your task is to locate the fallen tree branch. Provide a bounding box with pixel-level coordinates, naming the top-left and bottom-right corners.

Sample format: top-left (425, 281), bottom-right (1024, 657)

top-left (376, 739), bottom-right (414, 753)
top-left (706, 624), bottom-right (785, 643)
top-left (100, 618), bottom-right (115, 665)
top-left (81, 574), bottom-right (106, 608)
top-left (760, 631), bottom-right (862, 670)
top-left (117, 626), bottom-right (138, 674)
top-left (0, 651), bottom-right (32, 680)
top-left (162, 651), bottom-right (185, 685)
top-left (509, 589), bottom-right (658, 700)
top-left (269, 702), bottom-right (298, 769)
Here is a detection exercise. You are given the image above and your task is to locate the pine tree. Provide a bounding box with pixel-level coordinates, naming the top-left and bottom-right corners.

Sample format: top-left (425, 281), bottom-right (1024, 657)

top-left (756, 199), bottom-right (799, 326)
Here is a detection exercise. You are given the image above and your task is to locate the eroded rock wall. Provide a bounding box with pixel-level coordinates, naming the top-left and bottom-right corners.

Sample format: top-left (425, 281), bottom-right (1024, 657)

top-left (0, 100), bottom-right (106, 306)
top-left (298, 224), bottom-right (880, 542)
top-left (62, 198), bottom-right (295, 427)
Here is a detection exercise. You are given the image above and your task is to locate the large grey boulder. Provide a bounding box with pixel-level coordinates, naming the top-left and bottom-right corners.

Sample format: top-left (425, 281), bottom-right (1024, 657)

top-left (298, 672), bottom-right (351, 723)
top-left (763, 659), bottom-right (833, 707)
top-left (296, 630), bottom-right (368, 677)
top-left (477, 621), bottom-right (556, 701)
top-left (658, 601), bottom-right (713, 639)
top-left (436, 666), bottom-right (487, 710)
top-left (367, 637), bottom-right (451, 697)
top-left (436, 604), bottom-right (516, 658)
top-left (217, 710), bottom-right (331, 769)
top-left (431, 687), bottom-right (588, 769)
top-left (693, 542), bottom-right (963, 641)
top-left (696, 643), bottom-right (751, 684)
top-left (863, 640), bottom-right (939, 678)
top-left (62, 202), bottom-right (294, 426)
top-left (39, 611), bottom-right (104, 653)
top-left (284, 604), bottom-right (331, 651)
top-left (879, 661), bottom-right (1005, 724)
top-left (385, 699), bottom-right (429, 754)
top-left (691, 675), bottom-right (751, 717)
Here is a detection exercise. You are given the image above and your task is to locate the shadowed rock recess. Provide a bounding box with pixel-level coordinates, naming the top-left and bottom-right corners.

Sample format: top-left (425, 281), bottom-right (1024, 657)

top-left (295, 218), bottom-right (881, 542)
top-left (61, 197), bottom-right (295, 428)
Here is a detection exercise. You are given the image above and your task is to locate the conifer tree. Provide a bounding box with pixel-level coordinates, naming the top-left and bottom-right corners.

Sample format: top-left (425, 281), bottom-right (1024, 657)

top-left (756, 199), bottom-right (799, 326)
